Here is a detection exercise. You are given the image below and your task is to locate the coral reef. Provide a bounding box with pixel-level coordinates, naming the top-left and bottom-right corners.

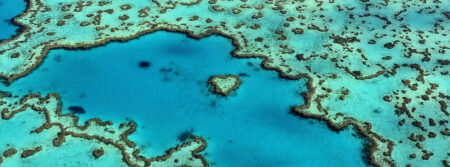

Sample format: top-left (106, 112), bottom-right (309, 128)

top-left (0, 94), bottom-right (207, 167)
top-left (0, 0), bottom-right (448, 166)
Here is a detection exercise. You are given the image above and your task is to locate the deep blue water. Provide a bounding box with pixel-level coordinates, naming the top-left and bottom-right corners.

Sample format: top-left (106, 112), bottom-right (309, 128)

top-left (0, 0), bottom-right (27, 41)
top-left (1, 31), bottom-right (368, 166)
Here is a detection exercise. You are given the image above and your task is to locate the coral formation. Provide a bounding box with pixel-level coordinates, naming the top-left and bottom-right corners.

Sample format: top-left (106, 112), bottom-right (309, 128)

top-left (209, 75), bottom-right (241, 96)
top-left (3, 148), bottom-right (17, 157)
top-left (93, 148), bottom-right (105, 159)
top-left (20, 146), bottom-right (42, 158)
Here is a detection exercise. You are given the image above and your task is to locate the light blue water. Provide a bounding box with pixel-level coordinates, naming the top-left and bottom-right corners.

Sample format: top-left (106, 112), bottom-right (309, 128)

top-left (0, 0), bottom-right (27, 41)
top-left (1, 31), bottom-right (369, 166)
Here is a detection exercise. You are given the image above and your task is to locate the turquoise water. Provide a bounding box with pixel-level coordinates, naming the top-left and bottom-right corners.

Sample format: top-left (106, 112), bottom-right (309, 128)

top-left (0, 0), bottom-right (26, 41)
top-left (1, 30), bottom-right (368, 166)
top-left (0, 2), bottom-right (368, 165)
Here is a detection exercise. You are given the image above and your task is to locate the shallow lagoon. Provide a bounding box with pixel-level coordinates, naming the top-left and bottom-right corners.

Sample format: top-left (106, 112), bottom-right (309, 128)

top-left (1, 31), bottom-right (368, 166)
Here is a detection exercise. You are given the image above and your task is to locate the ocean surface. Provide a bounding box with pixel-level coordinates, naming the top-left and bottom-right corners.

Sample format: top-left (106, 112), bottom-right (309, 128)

top-left (0, 0), bottom-right (26, 41)
top-left (1, 30), bottom-right (369, 166)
